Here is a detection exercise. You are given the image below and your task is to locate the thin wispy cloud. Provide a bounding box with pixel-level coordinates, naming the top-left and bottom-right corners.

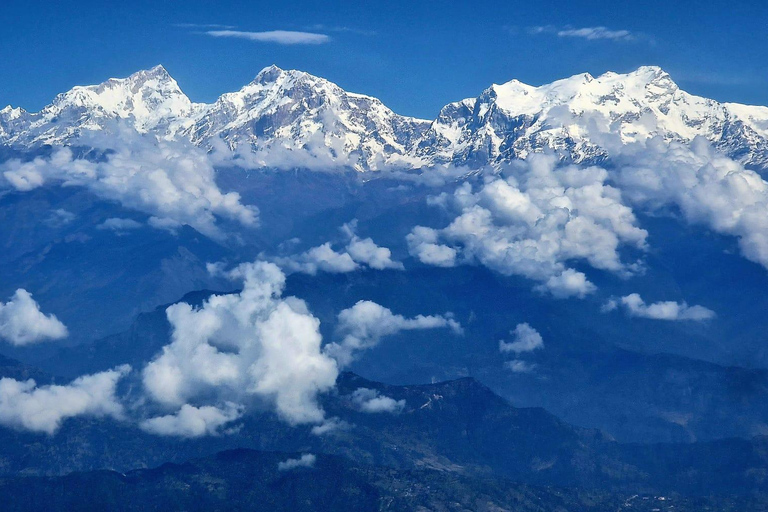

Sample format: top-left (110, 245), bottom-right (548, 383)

top-left (305, 24), bottom-right (377, 36)
top-left (527, 25), bottom-right (637, 42)
top-left (205, 30), bottom-right (330, 45)
top-left (175, 23), bottom-right (237, 30)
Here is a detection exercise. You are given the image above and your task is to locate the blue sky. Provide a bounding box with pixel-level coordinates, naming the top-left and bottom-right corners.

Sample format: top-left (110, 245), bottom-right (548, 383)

top-left (1, 0), bottom-right (766, 119)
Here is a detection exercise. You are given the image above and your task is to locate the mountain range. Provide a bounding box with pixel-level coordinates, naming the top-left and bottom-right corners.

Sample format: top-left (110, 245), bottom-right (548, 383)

top-left (3, 65), bottom-right (768, 171)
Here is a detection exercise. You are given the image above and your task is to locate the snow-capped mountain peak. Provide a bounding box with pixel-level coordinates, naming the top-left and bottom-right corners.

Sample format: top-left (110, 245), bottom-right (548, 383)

top-left (3, 65), bottom-right (197, 145)
top-left (3, 65), bottom-right (768, 172)
top-left (182, 65), bottom-right (431, 171)
top-left (419, 66), bottom-right (768, 169)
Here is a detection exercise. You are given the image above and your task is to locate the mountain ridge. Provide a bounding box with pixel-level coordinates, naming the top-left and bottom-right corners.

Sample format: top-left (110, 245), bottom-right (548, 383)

top-left (3, 65), bottom-right (768, 172)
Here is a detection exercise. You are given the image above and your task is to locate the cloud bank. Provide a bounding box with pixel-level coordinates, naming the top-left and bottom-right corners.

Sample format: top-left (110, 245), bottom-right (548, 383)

top-left (0, 289), bottom-right (68, 346)
top-left (0, 136), bottom-right (258, 240)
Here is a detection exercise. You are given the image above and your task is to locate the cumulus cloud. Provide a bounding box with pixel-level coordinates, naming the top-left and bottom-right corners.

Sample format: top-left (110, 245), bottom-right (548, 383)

top-left (97, 217), bottom-right (143, 232)
top-left (310, 417), bottom-right (350, 436)
top-left (350, 388), bottom-right (405, 414)
top-left (325, 300), bottom-right (463, 367)
top-left (0, 366), bottom-right (130, 434)
top-left (528, 25), bottom-right (635, 41)
top-left (0, 289), bottom-right (68, 345)
top-left (615, 137), bottom-right (768, 273)
top-left (277, 453), bottom-right (316, 471)
top-left (274, 221), bottom-right (403, 275)
top-left (142, 261), bottom-right (338, 426)
top-left (505, 360), bottom-right (537, 373)
top-left (408, 155), bottom-right (647, 297)
top-left (139, 403), bottom-right (243, 438)
top-left (406, 226), bottom-right (457, 267)
top-left (206, 30), bottom-right (330, 45)
top-left (342, 222), bottom-right (404, 270)
top-left (603, 293), bottom-right (716, 321)
top-left (0, 136), bottom-right (258, 240)
top-left (499, 323), bottom-right (544, 354)
top-left (274, 243), bottom-right (359, 275)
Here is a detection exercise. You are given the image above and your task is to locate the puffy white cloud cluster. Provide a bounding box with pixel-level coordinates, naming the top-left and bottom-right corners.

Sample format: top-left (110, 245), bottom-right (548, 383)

top-left (0, 289), bottom-right (68, 346)
top-left (0, 136), bottom-right (258, 240)
top-left (274, 221), bottom-right (403, 275)
top-left (325, 300), bottom-right (462, 367)
top-left (615, 136), bottom-right (768, 272)
top-left (504, 360), bottom-right (537, 373)
top-left (499, 323), bottom-right (544, 354)
top-left (349, 388), bottom-right (405, 414)
top-left (97, 217), bottom-right (143, 232)
top-left (139, 403), bottom-right (243, 438)
top-left (0, 365), bottom-right (130, 434)
top-left (603, 293), bottom-right (716, 321)
top-left (499, 323), bottom-right (543, 373)
top-left (277, 453), bottom-right (316, 471)
top-left (408, 154), bottom-right (647, 298)
top-left (142, 261), bottom-right (339, 431)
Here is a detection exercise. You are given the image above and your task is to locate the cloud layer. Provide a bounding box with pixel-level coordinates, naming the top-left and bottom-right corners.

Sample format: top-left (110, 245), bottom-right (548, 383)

top-left (1, 136), bottom-right (258, 240)
top-left (0, 289), bottom-right (68, 346)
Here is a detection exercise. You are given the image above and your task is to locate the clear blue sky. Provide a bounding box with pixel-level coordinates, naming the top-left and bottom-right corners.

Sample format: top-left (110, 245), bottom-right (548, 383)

top-left (1, 0), bottom-right (766, 119)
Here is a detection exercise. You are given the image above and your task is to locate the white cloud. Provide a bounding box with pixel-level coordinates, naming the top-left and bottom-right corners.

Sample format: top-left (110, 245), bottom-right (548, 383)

top-left (499, 323), bottom-right (544, 354)
top-left (274, 242), bottom-right (359, 275)
top-left (350, 388), bottom-right (405, 414)
top-left (534, 269), bottom-right (597, 299)
top-left (0, 365), bottom-right (130, 434)
top-left (0, 289), bottom-right (68, 346)
top-left (406, 226), bottom-right (457, 267)
top-left (345, 235), bottom-right (404, 270)
top-left (604, 293), bottom-right (716, 321)
top-left (277, 453), bottom-right (316, 471)
top-left (505, 360), bottom-right (537, 373)
top-left (528, 25), bottom-right (635, 41)
top-left (175, 23), bottom-right (237, 30)
top-left (310, 417), bottom-right (349, 435)
top-left (139, 403), bottom-right (243, 438)
top-left (97, 217), bottom-right (143, 232)
top-left (0, 136), bottom-right (258, 241)
top-left (615, 137), bottom-right (768, 273)
top-left (325, 300), bottom-right (463, 367)
top-left (206, 30), bottom-right (330, 45)
top-left (142, 261), bottom-right (339, 426)
top-left (273, 221), bottom-right (402, 274)
top-left (407, 154), bottom-right (647, 298)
